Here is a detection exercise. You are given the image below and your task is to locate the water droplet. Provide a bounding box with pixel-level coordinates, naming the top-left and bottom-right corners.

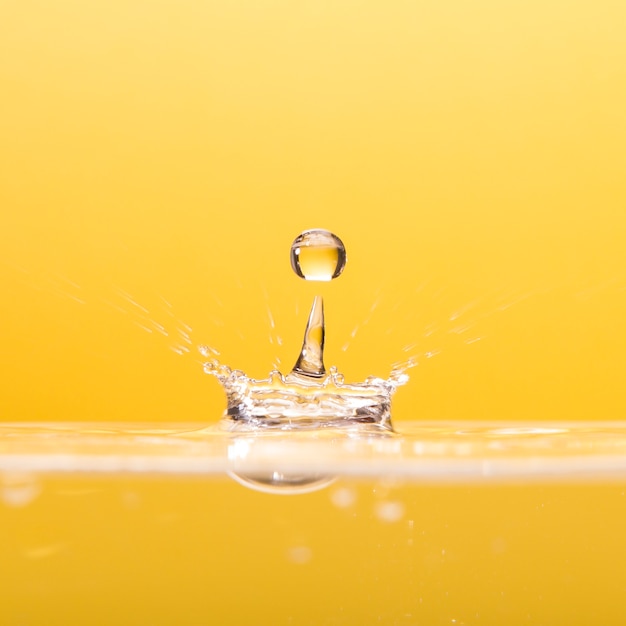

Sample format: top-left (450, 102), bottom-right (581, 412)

top-left (198, 344), bottom-right (219, 358)
top-left (203, 360), bottom-right (218, 374)
top-left (290, 229), bottom-right (347, 282)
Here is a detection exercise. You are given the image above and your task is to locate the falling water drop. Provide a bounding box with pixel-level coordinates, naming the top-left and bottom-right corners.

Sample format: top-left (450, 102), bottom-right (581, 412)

top-left (290, 229), bottom-right (347, 282)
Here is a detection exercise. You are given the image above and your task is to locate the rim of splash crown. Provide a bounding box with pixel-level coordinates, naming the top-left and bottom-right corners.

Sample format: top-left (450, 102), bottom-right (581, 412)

top-left (203, 359), bottom-right (409, 433)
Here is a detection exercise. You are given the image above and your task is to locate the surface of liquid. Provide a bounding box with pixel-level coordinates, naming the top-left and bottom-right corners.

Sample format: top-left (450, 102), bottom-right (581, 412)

top-left (3, 421), bottom-right (626, 481)
top-left (2, 422), bottom-right (626, 624)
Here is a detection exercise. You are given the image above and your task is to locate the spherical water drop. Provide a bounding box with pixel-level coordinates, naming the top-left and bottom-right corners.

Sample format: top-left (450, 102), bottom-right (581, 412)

top-left (290, 229), bottom-right (347, 281)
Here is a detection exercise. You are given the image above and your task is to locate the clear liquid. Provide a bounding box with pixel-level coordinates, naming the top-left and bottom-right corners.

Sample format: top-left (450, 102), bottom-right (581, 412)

top-left (290, 229), bottom-right (347, 282)
top-left (289, 294), bottom-right (326, 378)
top-left (202, 227), bottom-right (407, 436)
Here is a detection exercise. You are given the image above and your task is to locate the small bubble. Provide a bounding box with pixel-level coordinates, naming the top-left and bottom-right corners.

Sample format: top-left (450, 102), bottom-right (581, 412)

top-left (375, 500), bottom-right (405, 523)
top-left (287, 545), bottom-right (312, 565)
top-left (1, 473), bottom-right (41, 508)
top-left (330, 486), bottom-right (356, 508)
top-left (290, 229), bottom-right (347, 281)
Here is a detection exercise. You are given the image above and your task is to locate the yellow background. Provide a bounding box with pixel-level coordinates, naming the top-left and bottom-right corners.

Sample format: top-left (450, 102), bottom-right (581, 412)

top-left (2, 0), bottom-right (626, 423)
top-left (2, 3), bottom-right (626, 624)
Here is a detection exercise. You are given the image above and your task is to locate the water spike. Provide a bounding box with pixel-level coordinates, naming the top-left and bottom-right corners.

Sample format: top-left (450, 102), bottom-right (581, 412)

top-left (290, 295), bottom-right (326, 378)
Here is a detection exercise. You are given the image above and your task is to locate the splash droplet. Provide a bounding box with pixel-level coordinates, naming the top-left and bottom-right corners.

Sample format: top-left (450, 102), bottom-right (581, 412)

top-left (290, 229), bottom-right (347, 282)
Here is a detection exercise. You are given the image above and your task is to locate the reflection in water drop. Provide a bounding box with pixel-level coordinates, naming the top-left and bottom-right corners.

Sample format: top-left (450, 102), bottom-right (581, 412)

top-left (290, 229), bottom-right (347, 282)
top-left (1, 473), bottom-right (42, 508)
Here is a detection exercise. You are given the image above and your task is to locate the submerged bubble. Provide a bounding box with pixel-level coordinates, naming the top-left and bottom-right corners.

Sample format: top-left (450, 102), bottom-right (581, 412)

top-left (1, 473), bottom-right (42, 508)
top-left (375, 500), bottom-right (405, 523)
top-left (290, 229), bottom-right (347, 282)
top-left (330, 486), bottom-right (357, 508)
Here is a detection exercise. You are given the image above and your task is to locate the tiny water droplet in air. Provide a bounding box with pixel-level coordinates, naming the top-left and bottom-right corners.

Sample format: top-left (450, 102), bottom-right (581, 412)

top-left (198, 344), bottom-right (219, 357)
top-left (290, 229), bottom-right (347, 281)
top-left (203, 360), bottom-right (218, 374)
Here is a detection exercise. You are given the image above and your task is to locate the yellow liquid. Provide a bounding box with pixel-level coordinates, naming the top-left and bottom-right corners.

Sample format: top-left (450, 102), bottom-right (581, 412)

top-left (2, 475), bottom-right (626, 624)
top-left (1, 0), bottom-right (626, 622)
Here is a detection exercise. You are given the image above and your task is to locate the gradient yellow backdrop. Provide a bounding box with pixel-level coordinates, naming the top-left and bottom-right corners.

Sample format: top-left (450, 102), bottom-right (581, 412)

top-left (2, 0), bottom-right (626, 424)
top-left (2, 3), bottom-right (626, 625)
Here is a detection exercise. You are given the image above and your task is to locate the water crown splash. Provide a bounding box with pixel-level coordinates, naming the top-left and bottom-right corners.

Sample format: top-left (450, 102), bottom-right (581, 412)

top-left (202, 228), bottom-right (408, 432)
